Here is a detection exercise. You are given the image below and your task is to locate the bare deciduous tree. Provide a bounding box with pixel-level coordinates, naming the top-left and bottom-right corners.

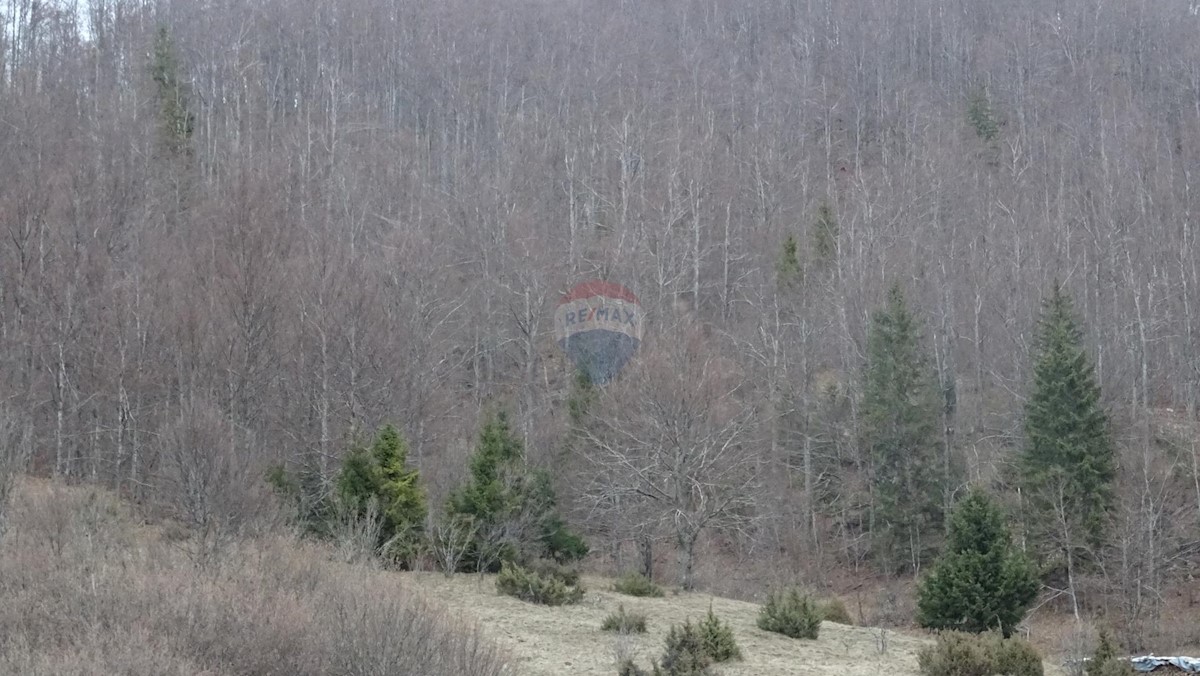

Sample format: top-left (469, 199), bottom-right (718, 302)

top-left (2, 0), bottom-right (1200, 639)
top-left (0, 407), bottom-right (30, 539)
top-left (585, 320), bottom-right (758, 590)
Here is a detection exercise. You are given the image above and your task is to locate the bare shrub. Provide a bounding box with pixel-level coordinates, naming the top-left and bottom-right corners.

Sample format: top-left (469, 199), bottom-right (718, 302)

top-left (330, 496), bottom-right (384, 566)
top-left (1059, 624), bottom-right (1094, 676)
top-left (155, 402), bottom-right (272, 565)
top-left (0, 480), bottom-right (512, 676)
top-left (429, 515), bottom-right (478, 576)
top-left (0, 408), bottom-right (30, 540)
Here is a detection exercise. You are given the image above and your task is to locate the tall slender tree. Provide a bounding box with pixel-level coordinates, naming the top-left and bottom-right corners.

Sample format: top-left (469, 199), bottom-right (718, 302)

top-left (447, 410), bottom-right (585, 571)
top-left (371, 424), bottom-right (428, 563)
top-left (811, 202), bottom-right (838, 266)
top-left (336, 424), bottom-right (428, 567)
top-left (1020, 285), bottom-right (1115, 571)
top-left (862, 284), bottom-right (944, 574)
top-left (777, 233), bottom-right (803, 289)
top-left (149, 26), bottom-right (194, 160)
top-left (966, 87), bottom-right (1000, 143)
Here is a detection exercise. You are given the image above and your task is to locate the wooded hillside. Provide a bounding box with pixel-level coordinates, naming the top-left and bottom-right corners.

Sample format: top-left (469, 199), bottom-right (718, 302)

top-left (3, 0), bottom-right (1200, 655)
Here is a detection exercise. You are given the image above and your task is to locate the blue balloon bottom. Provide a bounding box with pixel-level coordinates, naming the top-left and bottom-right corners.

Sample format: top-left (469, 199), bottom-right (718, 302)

top-left (558, 331), bottom-right (640, 385)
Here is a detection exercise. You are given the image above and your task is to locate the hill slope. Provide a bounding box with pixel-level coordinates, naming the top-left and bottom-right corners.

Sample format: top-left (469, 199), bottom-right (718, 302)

top-left (0, 479), bottom-right (1068, 675)
top-left (0, 481), bottom-right (510, 676)
top-left (409, 572), bottom-right (930, 675)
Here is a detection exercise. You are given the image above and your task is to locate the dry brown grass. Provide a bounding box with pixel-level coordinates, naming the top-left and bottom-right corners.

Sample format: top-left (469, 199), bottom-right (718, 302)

top-left (0, 478), bottom-right (1091, 676)
top-left (407, 571), bottom-right (934, 675)
top-left (0, 479), bottom-right (513, 676)
top-left (405, 572), bottom-right (1080, 676)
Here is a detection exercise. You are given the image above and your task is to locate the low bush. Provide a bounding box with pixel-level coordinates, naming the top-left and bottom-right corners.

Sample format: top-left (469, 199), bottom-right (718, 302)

top-left (991, 634), bottom-right (1043, 676)
top-left (601, 604), bottom-right (648, 634)
top-left (756, 588), bottom-right (822, 640)
top-left (527, 558), bottom-right (581, 586)
top-left (820, 597), bottom-right (853, 625)
top-left (659, 620), bottom-right (714, 675)
top-left (699, 606), bottom-right (741, 662)
top-left (613, 572), bottom-right (665, 598)
top-left (918, 632), bottom-right (992, 676)
top-left (617, 619), bottom-right (718, 676)
top-left (495, 561), bottom-right (585, 606)
top-left (917, 631), bottom-right (1043, 676)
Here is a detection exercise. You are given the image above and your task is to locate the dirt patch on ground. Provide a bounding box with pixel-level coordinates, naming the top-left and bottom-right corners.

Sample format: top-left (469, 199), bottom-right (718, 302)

top-left (404, 572), bottom-right (930, 675)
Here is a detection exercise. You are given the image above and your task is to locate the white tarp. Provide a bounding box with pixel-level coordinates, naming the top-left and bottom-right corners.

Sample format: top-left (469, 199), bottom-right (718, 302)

top-left (1130, 655), bottom-right (1200, 673)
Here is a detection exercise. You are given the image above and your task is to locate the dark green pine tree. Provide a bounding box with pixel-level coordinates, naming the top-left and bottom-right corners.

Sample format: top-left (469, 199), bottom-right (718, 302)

top-left (1020, 284), bottom-right (1115, 556)
top-left (812, 202), bottom-right (839, 265)
top-left (862, 284), bottom-right (945, 573)
top-left (447, 411), bottom-right (525, 531)
top-left (555, 370), bottom-right (595, 561)
top-left (335, 424), bottom-right (427, 567)
top-left (967, 87), bottom-right (999, 143)
top-left (265, 459), bottom-right (335, 537)
top-left (371, 424), bottom-right (428, 564)
top-left (565, 368), bottom-right (598, 450)
top-left (916, 489), bottom-right (1039, 637)
top-left (776, 233), bottom-right (803, 290)
top-left (447, 410), bottom-right (586, 570)
top-left (529, 469), bottom-right (589, 563)
top-left (1087, 629), bottom-right (1133, 676)
top-left (335, 443), bottom-right (376, 514)
top-left (150, 26), bottom-right (195, 159)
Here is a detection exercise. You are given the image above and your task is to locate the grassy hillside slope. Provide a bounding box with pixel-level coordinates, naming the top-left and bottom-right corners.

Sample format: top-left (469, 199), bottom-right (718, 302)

top-left (0, 479), bottom-right (1071, 675)
top-left (412, 572), bottom-right (931, 675)
top-left (0, 480), bottom-right (511, 676)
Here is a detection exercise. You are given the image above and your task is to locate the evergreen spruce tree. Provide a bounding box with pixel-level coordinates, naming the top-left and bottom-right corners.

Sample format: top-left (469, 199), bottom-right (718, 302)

top-left (556, 371), bottom-right (595, 561)
top-left (862, 284), bottom-right (944, 573)
top-left (967, 87), bottom-right (1000, 143)
top-left (567, 368), bottom-right (597, 431)
top-left (447, 410), bottom-right (585, 571)
top-left (1020, 285), bottom-right (1115, 557)
top-left (1087, 629), bottom-right (1133, 676)
top-left (336, 443), bottom-right (376, 513)
top-left (334, 424), bottom-right (427, 567)
top-left (562, 368), bottom-right (598, 466)
top-left (266, 459), bottom-right (335, 536)
top-left (150, 26), bottom-right (195, 159)
top-left (812, 202), bottom-right (839, 264)
top-left (530, 469), bottom-right (589, 562)
top-left (776, 234), bottom-right (802, 289)
top-left (370, 424), bottom-right (428, 564)
top-left (916, 489), bottom-right (1039, 637)
top-left (447, 410), bottom-right (525, 530)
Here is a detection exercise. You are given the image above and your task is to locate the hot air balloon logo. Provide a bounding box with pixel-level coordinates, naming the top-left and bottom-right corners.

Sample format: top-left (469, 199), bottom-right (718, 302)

top-left (555, 280), bottom-right (642, 385)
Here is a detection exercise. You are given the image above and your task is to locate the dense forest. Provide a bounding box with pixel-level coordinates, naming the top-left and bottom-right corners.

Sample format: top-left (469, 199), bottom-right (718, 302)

top-left (4, 0), bottom-right (1200, 654)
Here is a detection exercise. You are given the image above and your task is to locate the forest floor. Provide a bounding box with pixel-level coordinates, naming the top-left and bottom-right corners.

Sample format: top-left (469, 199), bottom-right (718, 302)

top-left (409, 571), bottom-right (1067, 676)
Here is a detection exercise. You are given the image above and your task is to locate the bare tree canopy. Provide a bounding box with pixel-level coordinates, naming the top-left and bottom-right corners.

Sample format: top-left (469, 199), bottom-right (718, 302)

top-left (3, 0), bottom-right (1200, 648)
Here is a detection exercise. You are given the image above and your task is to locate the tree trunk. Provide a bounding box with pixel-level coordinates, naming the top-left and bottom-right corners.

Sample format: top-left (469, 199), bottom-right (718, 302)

top-left (1065, 543), bottom-right (1081, 622)
top-left (54, 342), bottom-right (66, 478)
top-left (638, 533), bottom-right (654, 580)
top-left (678, 531), bottom-right (698, 591)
